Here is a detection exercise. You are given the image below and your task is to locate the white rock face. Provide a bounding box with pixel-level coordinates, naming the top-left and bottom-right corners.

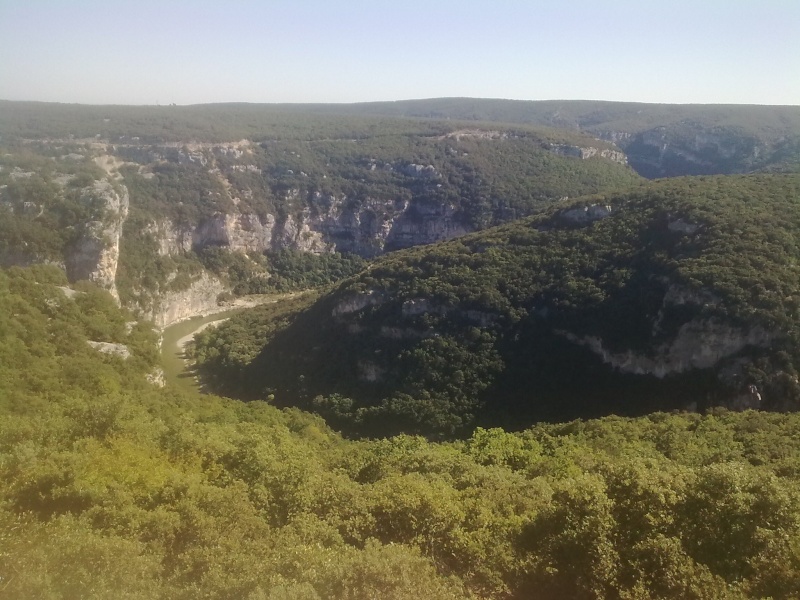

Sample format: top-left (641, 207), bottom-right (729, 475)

top-left (146, 220), bottom-right (194, 256)
top-left (332, 290), bottom-right (384, 317)
top-left (598, 131), bottom-right (634, 144)
top-left (277, 213), bottom-right (330, 253)
top-left (146, 367), bottom-right (166, 387)
top-left (144, 273), bottom-right (227, 329)
top-left (549, 144), bottom-right (628, 165)
top-left (559, 204), bottom-right (613, 225)
top-left (151, 193), bottom-right (471, 259)
top-left (384, 202), bottom-right (470, 251)
top-left (65, 180), bottom-right (129, 302)
top-left (561, 320), bottom-right (774, 379)
top-left (193, 213), bottom-right (278, 253)
top-left (87, 341), bottom-right (131, 359)
top-left (57, 286), bottom-right (81, 299)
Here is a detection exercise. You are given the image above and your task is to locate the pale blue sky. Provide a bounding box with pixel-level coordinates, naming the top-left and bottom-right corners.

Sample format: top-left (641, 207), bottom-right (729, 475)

top-left (0, 0), bottom-right (797, 105)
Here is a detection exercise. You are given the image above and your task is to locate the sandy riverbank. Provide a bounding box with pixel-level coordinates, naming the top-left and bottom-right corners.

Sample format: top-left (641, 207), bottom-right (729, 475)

top-left (176, 318), bottom-right (228, 351)
top-left (161, 295), bottom-right (270, 331)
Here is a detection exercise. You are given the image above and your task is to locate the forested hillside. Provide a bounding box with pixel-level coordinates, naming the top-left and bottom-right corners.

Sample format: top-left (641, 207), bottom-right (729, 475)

top-left (3, 265), bottom-right (800, 599)
top-left (195, 174), bottom-right (800, 436)
top-left (4, 99), bottom-right (799, 324)
top-left (309, 98), bottom-right (800, 177)
top-left (4, 100), bottom-right (800, 598)
top-left (3, 98), bottom-right (799, 178)
top-left (0, 102), bottom-right (641, 319)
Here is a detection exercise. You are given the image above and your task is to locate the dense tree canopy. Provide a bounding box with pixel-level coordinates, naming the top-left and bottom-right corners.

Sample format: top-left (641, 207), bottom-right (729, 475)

top-left (4, 100), bottom-right (800, 598)
top-left (195, 174), bottom-right (800, 436)
top-left (3, 266), bottom-right (800, 598)
top-left (3, 99), bottom-right (798, 175)
top-left (1, 105), bottom-right (642, 314)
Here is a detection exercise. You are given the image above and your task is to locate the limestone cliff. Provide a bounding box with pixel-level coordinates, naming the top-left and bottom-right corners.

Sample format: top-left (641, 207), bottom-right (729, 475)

top-left (143, 272), bottom-right (227, 329)
top-left (559, 321), bottom-right (775, 380)
top-left (597, 127), bottom-right (772, 178)
top-left (548, 144), bottom-right (628, 164)
top-left (149, 193), bottom-right (471, 259)
top-left (65, 180), bottom-right (129, 302)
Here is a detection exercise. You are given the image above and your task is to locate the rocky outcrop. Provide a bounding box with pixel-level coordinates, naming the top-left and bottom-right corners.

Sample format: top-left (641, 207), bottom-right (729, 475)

top-left (146, 367), bottom-right (166, 387)
top-left (114, 141), bottom-right (253, 167)
top-left (402, 298), bottom-right (444, 317)
top-left (609, 126), bottom-right (769, 178)
top-left (597, 131), bottom-right (634, 145)
top-left (333, 289), bottom-right (385, 317)
top-left (557, 204), bottom-right (613, 225)
top-left (194, 213), bottom-right (278, 253)
top-left (150, 193), bottom-right (472, 259)
top-left (560, 320), bottom-right (775, 379)
top-left (87, 341), bottom-right (131, 359)
top-left (147, 220), bottom-right (194, 255)
top-left (383, 201), bottom-right (470, 252)
top-left (276, 212), bottom-right (331, 253)
top-left (549, 144), bottom-right (628, 165)
top-left (65, 180), bottom-right (129, 302)
top-left (558, 277), bottom-right (774, 382)
top-left (443, 129), bottom-right (507, 141)
top-left (144, 273), bottom-right (227, 329)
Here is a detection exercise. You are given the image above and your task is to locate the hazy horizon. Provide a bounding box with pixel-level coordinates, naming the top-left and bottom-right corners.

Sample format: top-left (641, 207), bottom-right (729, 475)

top-left (1, 0), bottom-right (798, 107)
top-left (2, 97), bottom-right (798, 109)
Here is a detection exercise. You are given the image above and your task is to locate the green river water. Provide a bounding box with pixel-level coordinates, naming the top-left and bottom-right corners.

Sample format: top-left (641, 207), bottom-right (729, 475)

top-left (159, 308), bottom-right (243, 392)
top-left (159, 293), bottom-right (296, 391)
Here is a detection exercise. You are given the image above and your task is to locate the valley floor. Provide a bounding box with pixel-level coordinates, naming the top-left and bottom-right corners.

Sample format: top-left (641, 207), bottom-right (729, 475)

top-left (159, 292), bottom-right (299, 392)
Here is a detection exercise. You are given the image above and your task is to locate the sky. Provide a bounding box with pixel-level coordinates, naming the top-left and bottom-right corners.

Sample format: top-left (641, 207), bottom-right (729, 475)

top-left (0, 0), bottom-right (798, 106)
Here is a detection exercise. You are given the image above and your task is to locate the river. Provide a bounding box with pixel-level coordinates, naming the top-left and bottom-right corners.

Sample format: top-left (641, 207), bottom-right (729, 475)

top-left (159, 293), bottom-right (298, 391)
top-left (159, 308), bottom-right (244, 392)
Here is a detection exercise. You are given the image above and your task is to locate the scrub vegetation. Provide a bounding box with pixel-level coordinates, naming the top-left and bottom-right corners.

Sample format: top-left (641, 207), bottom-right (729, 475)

top-left (4, 100), bottom-right (800, 598)
top-left (3, 266), bottom-right (800, 599)
top-left (196, 174), bottom-right (800, 436)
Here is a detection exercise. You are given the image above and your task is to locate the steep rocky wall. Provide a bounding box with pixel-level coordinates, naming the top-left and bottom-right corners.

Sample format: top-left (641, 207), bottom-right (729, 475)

top-left (65, 179), bottom-right (129, 302)
top-left (560, 321), bottom-right (775, 379)
top-left (598, 127), bottom-right (769, 178)
top-left (143, 272), bottom-right (227, 329)
top-left (548, 144), bottom-right (628, 164)
top-left (151, 194), bottom-right (471, 259)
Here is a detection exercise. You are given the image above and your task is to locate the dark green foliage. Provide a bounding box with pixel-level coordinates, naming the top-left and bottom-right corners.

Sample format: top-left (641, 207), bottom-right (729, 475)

top-left (0, 144), bottom-right (109, 265)
top-left (300, 97), bottom-right (800, 176)
top-left (196, 174), bottom-right (800, 436)
top-left (6, 265), bottom-right (800, 598)
top-left (197, 247), bottom-right (367, 295)
top-left (263, 249), bottom-right (367, 292)
top-left (3, 99), bottom-right (799, 178)
top-left (120, 162), bottom-right (233, 225)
